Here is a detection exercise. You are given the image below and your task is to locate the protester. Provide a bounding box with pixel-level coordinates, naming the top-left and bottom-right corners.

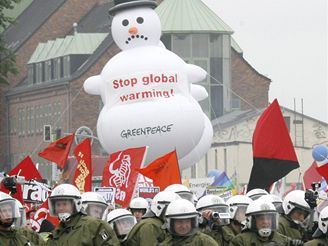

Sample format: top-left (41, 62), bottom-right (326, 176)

top-left (124, 191), bottom-right (181, 245)
top-left (46, 184), bottom-right (120, 246)
top-left (81, 192), bottom-right (108, 220)
top-left (278, 190), bottom-right (311, 242)
top-left (230, 199), bottom-right (296, 245)
top-left (196, 194), bottom-right (230, 245)
top-left (0, 192), bottom-right (45, 245)
top-left (160, 199), bottom-right (219, 245)
top-left (107, 208), bottom-right (137, 244)
top-left (128, 197), bottom-right (148, 223)
top-left (304, 206), bottom-right (328, 245)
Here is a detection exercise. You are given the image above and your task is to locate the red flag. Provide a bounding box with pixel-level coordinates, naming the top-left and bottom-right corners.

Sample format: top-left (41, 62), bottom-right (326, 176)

top-left (1, 156), bottom-right (42, 204)
top-left (102, 147), bottom-right (147, 208)
top-left (38, 134), bottom-right (74, 169)
top-left (73, 138), bottom-right (93, 193)
top-left (317, 163), bottom-right (328, 184)
top-left (8, 156), bottom-right (42, 180)
top-left (248, 99), bottom-right (300, 191)
top-left (303, 161), bottom-right (323, 189)
top-left (137, 150), bottom-right (181, 191)
top-left (30, 200), bottom-right (59, 232)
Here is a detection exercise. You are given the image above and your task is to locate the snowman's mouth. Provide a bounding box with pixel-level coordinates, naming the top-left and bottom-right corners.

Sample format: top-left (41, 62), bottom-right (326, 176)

top-left (125, 34), bottom-right (148, 44)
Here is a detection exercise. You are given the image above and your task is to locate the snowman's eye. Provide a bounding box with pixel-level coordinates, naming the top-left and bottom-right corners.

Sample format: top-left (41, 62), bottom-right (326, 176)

top-left (122, 19), bottom-right (129, 26)
top-left (136, 17), bottom-right (144, 24)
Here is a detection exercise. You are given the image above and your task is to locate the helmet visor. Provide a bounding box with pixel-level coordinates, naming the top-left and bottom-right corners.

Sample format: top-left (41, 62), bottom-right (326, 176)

top-left (168, 217), bottom-right (198, 236)
top-left (48, 198), bottom-right (75, 217)
top-left (177, 191), bottom-right (194, 203)
top-left (252, 212), bottom-right (278, 232)
top-left (113, 216), bottom-right (137, 237)
top-left (234, 205), bottom-right (248, 223)
top-left (0, 200), bottom-right (20, 224)
top-left (85, 202), bottom-right (108, 220)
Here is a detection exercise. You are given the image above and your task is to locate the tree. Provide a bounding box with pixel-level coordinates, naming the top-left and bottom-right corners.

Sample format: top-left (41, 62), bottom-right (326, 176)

top-left (0, 0), bottom-right (22, 85)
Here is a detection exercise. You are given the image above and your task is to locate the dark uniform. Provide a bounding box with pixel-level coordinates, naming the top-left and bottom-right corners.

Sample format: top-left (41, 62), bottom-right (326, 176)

top-left (277, 215), bottom-right (304, 240)
top-left (159, 231), bottom-right (219, 246)
top-left (222, 224), bottom-right (239, 244)
top-left (18, 227), bottom-right (46, 245)
top-left (230, 230), bottom-right (291, 246)
top-left (202, 225), bottom-right (234, 246)
top-left (0, 227), bottom-right (45, 245)
top-left (303, 237), bottom-right (328, 246)
top-left (46, 213), bottom-right (120, 246)
top-left (303, 230), bottom-right (328, 246)
top-left (124, 217), bottom-right (166, 246)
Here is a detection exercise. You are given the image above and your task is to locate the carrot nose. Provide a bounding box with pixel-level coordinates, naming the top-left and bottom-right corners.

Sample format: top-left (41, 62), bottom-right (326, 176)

top-left (128, 27), bottom-right (138, 34)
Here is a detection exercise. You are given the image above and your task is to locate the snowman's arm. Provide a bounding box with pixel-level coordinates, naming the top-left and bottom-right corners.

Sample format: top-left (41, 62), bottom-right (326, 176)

top-left (191, 84), bottom-right (208, 101)
top-left (84, 75), bottom-right (103, 95)
top-left (186, 64), bottom-right (207, 84)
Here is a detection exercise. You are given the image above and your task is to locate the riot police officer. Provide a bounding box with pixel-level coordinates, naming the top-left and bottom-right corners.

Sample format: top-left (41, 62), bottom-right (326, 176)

top-left (107, 208), bottom-right (137, 244)
top-left (81, 192), bottom-right (109, 220)
top-left (196, 194), bottom-right (230, 245)
top-left (46, 184), bottom-right (120, 246)
top-left (224, 195), bottom-right (253, 240)
top-left (160, 199), bottom-right (219, 245)
top-left (230, 199), bottom-right (291, 245)
top-left (128, 197), bottom-right (148, 223)
top-left (124, 191), bottom-right (180, 245)
top-left (0, 192), bottom-right (45, 245)
top-left (278, 190), bottom-right (311, 242)
top-left (304, 206), bottom-right (328, 246)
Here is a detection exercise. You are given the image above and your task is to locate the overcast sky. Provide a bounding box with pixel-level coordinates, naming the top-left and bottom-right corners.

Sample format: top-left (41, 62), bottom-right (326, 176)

top-left (202, 0), bottom-right (327, 122)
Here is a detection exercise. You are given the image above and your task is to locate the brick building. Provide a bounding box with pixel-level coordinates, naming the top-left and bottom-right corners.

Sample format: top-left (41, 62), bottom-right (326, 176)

top-left (1, 0), bottom-right (270, 181)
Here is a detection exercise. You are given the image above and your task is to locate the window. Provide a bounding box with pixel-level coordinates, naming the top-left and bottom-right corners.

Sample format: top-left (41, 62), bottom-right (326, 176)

top-left (63, 56), bottom-right (70, 78)
top-left (53, 58), bottom-right (61, 80)
top-left (284, 116), bottom-right (291, 132)
top-left (192, 34), bottom-right (208, 58)
top-left (172, 34), bottom-right (191, 58)
top-left (45, 60), bottom-right (52, 81)
top-left (27, 65), bottom-right (35, 85)
top-left (231, 98), bottom-right (241, 110)
top-left (35, 63), bottom-right (43, 84)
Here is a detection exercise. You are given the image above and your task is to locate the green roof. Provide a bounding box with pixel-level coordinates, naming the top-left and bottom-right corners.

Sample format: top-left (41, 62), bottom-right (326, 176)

top-left (231, 37), bottom-right (243, 54)
top-left (155, 0), bottom-right (233, 34)
top-left (28, 33), bottom-right (108, 64)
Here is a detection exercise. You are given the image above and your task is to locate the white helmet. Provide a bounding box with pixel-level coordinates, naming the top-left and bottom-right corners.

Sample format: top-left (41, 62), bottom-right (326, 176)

top-left (246, 188), bottom-right (269, 200)
top-left (165, 199), bottom-right (199, 236)
top-left (14, 199), bottom-right (26, 228)
top-left (258, 194), bottom-right (283, 214)
top-left (107, 209), bottom-right (137, 242)
top-left (196, 194), bottom-right (230, 226)
top-left (129, 197), bottom-right (149, 210)
top-left (81, 192), bottom-right (108, 220)
top-left (226, 195), bottom-right (252, 223)
top-left (48, 184), bottom-right (82, 222)
top-left (0, 192), bottom-right (20, 228)
top-left (164, 184), bottom-right (193, 203)
top-left (318, 206), bottom-right (328, 234)
top-left (245, 199), bottom-right (278, 238)
top-left (150, 191), bottom-right (181, 218)
top-left (282, 190), bottom-right (311, 221)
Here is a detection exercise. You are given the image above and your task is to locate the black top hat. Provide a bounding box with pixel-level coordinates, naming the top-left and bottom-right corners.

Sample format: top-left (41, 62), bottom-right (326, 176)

top-left (109, 0), bottom-right (158, 16)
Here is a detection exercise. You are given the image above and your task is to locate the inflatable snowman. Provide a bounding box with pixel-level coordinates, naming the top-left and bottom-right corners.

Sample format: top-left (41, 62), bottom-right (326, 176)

top-left (84, 0), bottom-right (213, 169)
